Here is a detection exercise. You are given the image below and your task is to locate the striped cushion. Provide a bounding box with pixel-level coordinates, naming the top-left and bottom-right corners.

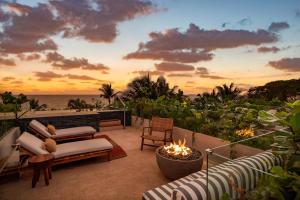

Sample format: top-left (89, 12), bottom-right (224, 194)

top-left (143, 151), bottom-right (283, 200)
top-left (172, 169), bottom-right (237, 200)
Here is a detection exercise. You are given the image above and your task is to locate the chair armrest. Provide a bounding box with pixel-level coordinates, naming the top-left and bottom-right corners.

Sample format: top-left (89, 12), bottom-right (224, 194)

top-left (142, 126), bottom-right (152, 136)
top-left (164, 129), bottom-right (173, 140)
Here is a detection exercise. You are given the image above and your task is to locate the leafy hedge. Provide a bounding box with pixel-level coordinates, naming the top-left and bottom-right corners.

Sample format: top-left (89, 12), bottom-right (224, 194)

top-left (127, 96), bottom-right (288, 150)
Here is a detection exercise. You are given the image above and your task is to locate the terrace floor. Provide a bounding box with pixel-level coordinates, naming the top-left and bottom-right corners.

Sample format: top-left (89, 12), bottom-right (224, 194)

top-left (0, 127), bottom-right (213, 200)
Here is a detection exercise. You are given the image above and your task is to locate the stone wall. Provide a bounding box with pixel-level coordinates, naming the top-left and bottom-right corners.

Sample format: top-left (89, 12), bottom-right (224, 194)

top-left (16, 110), bottom-right (131, 132)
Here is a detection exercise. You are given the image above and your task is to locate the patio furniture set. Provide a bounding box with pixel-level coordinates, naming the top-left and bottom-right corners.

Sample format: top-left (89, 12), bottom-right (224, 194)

top-left (14, 117), bottom-right (283, 200)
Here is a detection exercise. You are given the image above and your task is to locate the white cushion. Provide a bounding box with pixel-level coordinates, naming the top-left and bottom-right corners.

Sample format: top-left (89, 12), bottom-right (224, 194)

top-left (54, 126), bottom-right (96, 138)
top-left (29, 120), bottom-right (51, 138)
top-left (54, 138), bottom-right (113, 159)
top-left (17, 132), bottom-right (49, 155)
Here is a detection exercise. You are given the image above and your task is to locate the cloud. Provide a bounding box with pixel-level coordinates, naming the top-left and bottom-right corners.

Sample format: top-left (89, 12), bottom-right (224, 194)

top-left (237, 18), bottom-right (251, 26)
top-left (268, 22), bottom-right (290, 32)
top-left (168, 73), bottom-right (193, 77)
top-left (141, 23), bottom-right (277, 51)
top-left (295, 9), bottom-right (300, 18)
top-left (268, 57), bottom-right (300, 72)
top-left (221, 22), bottom-right (230, 28)
top-left (34, 70), bottom-right (99, 81)
top-left (11, 80), bottom-right (23, 85)
top-left (257, 46), bottom-right (280, 53)
top-left (2, 76), bottom-right (15, 81)
top-left (51, 0), bottom-right (158, 43)
top-left (0, 2), bottom-right (60, 54)
top-left (66, 74), bottom-right (97, 80)
top-left (195, 67), bottom-right (227, 79)
top-left (132, 70), bottom-right (164, 76)
top-left (17, 53), bottom-right (41, 61)
top-left (186, 81), bottom-right (195, 84)
top-left (126, 23), bottom-right (278, 64)
top-left (45, 51), bottom-right (109, 72)
top-left (34, 71), bottom-right (64, 81)
top-left (155, 62), bottom-right (194, 71)
top-left (0, 57), bottom-right (16, 66)
top-left (124, 49), bottom-right (213, 63)
top-left (0, 0), bottom-right (157, 54)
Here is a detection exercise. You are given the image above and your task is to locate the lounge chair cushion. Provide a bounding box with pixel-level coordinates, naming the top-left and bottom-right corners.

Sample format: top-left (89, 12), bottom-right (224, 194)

top-left (47, 124), bottom-right (56, 135)
top-left (53, 138), bottom-right (113, 159)
top-left (17, 132), bottom-right (49, 155)
top-left (29, 120), bottom-right (51, 138)
top-left (45, 138), bottom-right (57, 152)
top-left (54, 126), bottom-right (96, 138)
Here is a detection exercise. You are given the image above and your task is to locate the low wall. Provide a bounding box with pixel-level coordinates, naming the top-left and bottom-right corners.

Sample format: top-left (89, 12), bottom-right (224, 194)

top-left (131, 116), bottom-right (263, 158)
top-left (16, 110), bottom-right (131, 132)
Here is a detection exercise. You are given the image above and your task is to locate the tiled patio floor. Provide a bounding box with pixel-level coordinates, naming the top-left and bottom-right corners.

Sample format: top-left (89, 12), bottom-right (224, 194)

top-left (0, 127), bottom-right (214, 200)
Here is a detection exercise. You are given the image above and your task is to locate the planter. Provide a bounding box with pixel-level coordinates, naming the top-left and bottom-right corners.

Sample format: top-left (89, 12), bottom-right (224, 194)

top-left (155, 147), bottom-right (203, 180)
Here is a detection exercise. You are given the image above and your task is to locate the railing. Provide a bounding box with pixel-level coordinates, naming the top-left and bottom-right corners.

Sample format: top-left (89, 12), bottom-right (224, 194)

top-left (204, 127), bottom-right (291, 200)
top-left (116, 95), bottom-right (126, 129)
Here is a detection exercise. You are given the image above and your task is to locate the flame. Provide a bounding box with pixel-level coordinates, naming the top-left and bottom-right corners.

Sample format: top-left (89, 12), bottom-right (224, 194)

top-left (235, 128), bottom-right (255, 137)
top-left (163, 138), bottom-right (192, 157)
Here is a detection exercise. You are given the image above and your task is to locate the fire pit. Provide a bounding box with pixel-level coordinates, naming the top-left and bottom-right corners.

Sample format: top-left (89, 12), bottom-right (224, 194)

top-left (156, 139), bottom-right (203, 180)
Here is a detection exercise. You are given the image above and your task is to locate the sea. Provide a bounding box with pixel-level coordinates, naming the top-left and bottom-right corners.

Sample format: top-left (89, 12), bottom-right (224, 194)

top-left (28, 95), bottom-right (102, 110)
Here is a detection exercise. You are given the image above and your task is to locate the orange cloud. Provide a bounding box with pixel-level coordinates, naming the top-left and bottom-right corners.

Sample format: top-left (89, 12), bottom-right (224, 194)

top-left (17, 53), bottom-right (41, 61)
top-left (268, 57), bottom-right (300, 72)
top-left (45, 51), bottom-right (109, 72)
top-left (257, 46), bottom-right (280, 53)
top-left (0, 57), bottom-right (16, 66)
top-left (2, 76), bottom-right (15, 81)
top-left (124, 50), bottom-right (213, 63)
top-left (195, 67), bottom-right (227, 79)
top-left (155, 62), bottom-right (194, 71)
top-left (168, 73), bottom-right (193, 77)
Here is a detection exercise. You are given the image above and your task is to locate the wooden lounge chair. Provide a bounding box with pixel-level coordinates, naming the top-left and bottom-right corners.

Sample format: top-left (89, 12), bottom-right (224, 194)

top-left (28, 120), bottom-right (96, 142)
top-left (141, 117), bottom-right (174, 150)
top-left (17, 132), bottom-right (113, 166)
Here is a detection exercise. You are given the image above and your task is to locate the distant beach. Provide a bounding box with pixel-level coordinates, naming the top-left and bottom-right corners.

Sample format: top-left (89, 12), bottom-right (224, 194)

top-left (28, 95), bottom-right (102, 110)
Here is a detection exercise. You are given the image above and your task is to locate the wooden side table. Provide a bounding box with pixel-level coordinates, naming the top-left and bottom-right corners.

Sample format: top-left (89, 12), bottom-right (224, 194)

top-left (28, 154), bottom-right (54, 188)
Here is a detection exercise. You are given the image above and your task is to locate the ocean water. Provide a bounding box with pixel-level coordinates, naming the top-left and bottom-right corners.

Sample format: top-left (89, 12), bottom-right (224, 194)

top-left (28, 95), bottom-right (103, 109)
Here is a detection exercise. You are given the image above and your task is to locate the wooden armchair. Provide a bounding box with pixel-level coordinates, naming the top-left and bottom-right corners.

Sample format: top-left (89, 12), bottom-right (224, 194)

top-left (140, 117), bottom-right (174, 150)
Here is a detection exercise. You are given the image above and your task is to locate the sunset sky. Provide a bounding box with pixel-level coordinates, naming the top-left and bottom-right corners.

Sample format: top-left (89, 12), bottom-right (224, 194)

top-left (0, 0), bottom-right (299, 95)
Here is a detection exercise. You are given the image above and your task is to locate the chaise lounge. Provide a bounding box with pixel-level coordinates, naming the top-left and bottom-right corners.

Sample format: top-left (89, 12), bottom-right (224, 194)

top-left (17, 132), bottom-right (113, 165)
top-left (28, 120), bottom-right (96, 142)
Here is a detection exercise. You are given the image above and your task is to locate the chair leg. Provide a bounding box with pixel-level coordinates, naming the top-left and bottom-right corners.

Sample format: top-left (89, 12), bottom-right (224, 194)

top-left (141, 138), bottom-right (144, 151)
top-left (48, 167), bottom-right (52, 179)
top-left (32, 169), bottom-right (38, 188)
top-left (43, 168), bottom-right (49, 186)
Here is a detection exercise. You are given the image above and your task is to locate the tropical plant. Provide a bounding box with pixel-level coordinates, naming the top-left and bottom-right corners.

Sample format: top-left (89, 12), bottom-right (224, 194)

top-left (216, 83), bottom-right (241, 101)
top-left (248, 166), bottom-right (300, 200)
top-left (29, 99), bottom-right (47, 110)
top-left (99, 83), bottom-right (119, 105)
top-left (248, 78), bottom-right (300, 101)
top-left (67, 98), bottom-right (89, 110)
top-left (123, 75), bottom-right (183, 101)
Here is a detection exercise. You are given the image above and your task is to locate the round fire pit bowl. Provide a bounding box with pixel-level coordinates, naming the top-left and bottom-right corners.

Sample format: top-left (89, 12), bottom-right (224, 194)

top-left (156, 146), bottom-right (203, 180)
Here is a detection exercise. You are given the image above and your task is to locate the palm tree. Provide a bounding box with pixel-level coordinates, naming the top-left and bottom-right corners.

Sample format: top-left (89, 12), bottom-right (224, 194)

top-left (216, 83), bottom-right (241, 101)
top-left (99, 83), bottom-right (118, 105)
top-left (68, 98), bottom-right (88, 109)
top-left (123, 74), bottom-right (156, 100)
